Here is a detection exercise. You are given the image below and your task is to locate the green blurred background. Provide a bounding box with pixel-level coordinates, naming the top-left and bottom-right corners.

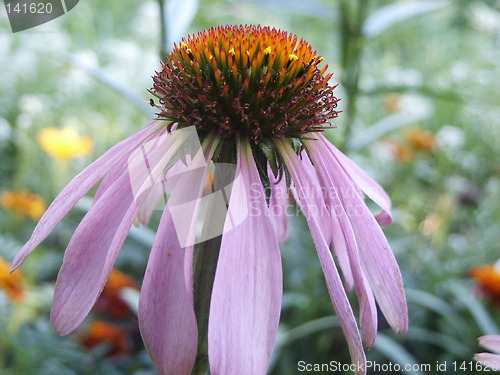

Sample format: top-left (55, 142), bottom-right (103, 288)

top-left (0, 0), bottom-right (499, 374)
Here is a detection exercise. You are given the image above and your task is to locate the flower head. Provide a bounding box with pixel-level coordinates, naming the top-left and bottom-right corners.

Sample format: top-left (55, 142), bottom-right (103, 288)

top-left (12, 25), bottom-right (407, 375)
top-left (151, 25), bottom-right (339, 141)
top-left (38, 127), bottom-right (93, 160)
top-left (1, 189), bottom-right (46, 220)
top-left (475, 335), bottom-right (500, 371)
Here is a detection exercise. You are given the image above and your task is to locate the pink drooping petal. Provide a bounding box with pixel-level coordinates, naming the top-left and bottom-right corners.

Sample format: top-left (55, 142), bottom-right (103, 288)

top-left (50, 125), bottom-right (193, 336)
top-left (269, 170), bottom-right (290, 244)
top-left (315, 140), bottom-right (408, 333)
top-left (278, 140), bottom-right (366, 374)
top-left (332, 214), bottom-right (377, 348)
top-left (290, 152), bottom-right (332, 244)
top-left (479, 335), bottom-right (500, 354)
top-left (330, 216), bottom-right (354, 290)
top-left (319, 134), bottom-right (393, 225)
top-left (134, 181), bottom-right (166, 226)
top-left (93, 156), bottom-right (130, 203)
top-left (11, 121), bottom-right (162, 270)
top-left (51, 171), bottom-right (138, 335)
top-left (208, 138), bottom-right (283, 375)
top-left (138, 209), bottom-right (198, 375)
top-left (139, 138), bottom-right (215, 375)
top-left (474, 353), bottom-right (500, 371)
top-left (129, 127), bottom-right (202, 226)
top-left (308, 145), bottom-right (378, 348)
top-left (356, 270), bottom-right (377, 348)
top-left (134, 159), bottom-right (200, 226)
top-left (350, 205), bottom-right (407, 333)
top-left (93, 127), bottom-right (168, 204)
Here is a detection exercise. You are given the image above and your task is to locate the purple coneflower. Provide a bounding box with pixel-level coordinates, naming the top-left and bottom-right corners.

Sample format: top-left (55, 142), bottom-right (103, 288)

top-left (12, 25), bottom-right (407, 375)
top-left (475, 335), bottom-right (500, 371)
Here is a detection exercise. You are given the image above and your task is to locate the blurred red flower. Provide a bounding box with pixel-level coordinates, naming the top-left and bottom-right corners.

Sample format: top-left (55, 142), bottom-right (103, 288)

top-left (470, 263), bottom-right (500, 304)
top-left (81, 320), bottom-right (130, 356)
top-left (95, 269), bottom-right (138, 318)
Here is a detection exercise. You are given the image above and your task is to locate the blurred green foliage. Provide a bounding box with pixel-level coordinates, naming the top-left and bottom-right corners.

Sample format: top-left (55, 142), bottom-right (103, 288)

top-left (1, 0), bottom-right (499, 374)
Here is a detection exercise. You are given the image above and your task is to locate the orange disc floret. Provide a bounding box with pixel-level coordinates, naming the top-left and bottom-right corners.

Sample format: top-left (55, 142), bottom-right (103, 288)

top-left (470, 264), bottom-right (500, 304)
top-left (0, 256), bottom-right (25, 302)
top-left (150, 25), bottom-right (339, 141)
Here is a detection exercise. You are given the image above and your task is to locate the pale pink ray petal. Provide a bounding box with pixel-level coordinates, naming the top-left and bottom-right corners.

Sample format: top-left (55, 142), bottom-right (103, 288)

top-left (307, 145), bottom-right (378, 348)
top-left (93, 156), bottom-right (129, 203)
top-left (134, 159), bottom-right (200, 226)
top-left (474, 353), bottom-right (500, 371)
top-left (209, 138), bottom-right (283, 375)
top-left (278, 141), bottom-right (366, 374)
top-left (290, 151), bottom-right (332, 245)
top-left (269, 171), bottom-right (290, 244)
top-left (51, 126), bottom-right (189, 335)
top-left (315, 140), bottom-right (408, 333)
top-left (93, 126), bottom-right (169, 203)
top-left (138, 209), bottom-right (198, 375)
top-left (357, 270), bottom-right (377, 347)
top-left (319, 134), bottom-right (393, 225)
top-left (350, 203), bottom-right (407, 333)
top-left (134, 181), bottom-right (166, 226)
top-left (479, 335), bottom-right (500, 354)
top-left (11, 121), bottom-right (162, 270)
top-left (330, 216), bottom-right (354, 291)
top-left (51, 170), bottom-right (138, 335)
top-left (139, 138), bottom-right (214, 375)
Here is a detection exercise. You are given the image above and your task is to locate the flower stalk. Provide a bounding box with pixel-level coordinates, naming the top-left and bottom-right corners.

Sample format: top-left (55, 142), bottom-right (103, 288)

top-left (158, 0), bottom-right (168, 60)
top-left (192, 141), bottom-right (237, 375)
top-left (339, 0), bottom-right (369, 150)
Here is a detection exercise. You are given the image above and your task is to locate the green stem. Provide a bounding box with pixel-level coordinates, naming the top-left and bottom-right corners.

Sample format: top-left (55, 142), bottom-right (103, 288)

top-left (191, 140), bottom-right (237, 375)
top-left (158, 0), bottom-right (168, 60)
top-left (338, 0), bottom-right (369, 151)
top-left (191, 234), bottom-right (222, 375)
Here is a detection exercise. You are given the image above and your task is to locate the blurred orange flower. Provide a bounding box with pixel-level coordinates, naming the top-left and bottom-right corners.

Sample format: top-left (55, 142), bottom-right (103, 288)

top-left (1, 189), bottom-right (46, 220)
top-left (95, 269), bottom-right (138, 318)
top-left (38, 127), bottom-right (93, 160)
top-left (382, 127), bottom-right (436, 163)
top-left (405, 127), bottom-right (436, 151)
top-left (383, 139), bottom-right (415, 163)
top-left (470, 263), bottom-right (500, 304)
top-left (383, 94), bottom-right (401, 113)
top-left (81, 320), bottom-right (130, 356)
top-left (0, 256), bottom-right (25, 301)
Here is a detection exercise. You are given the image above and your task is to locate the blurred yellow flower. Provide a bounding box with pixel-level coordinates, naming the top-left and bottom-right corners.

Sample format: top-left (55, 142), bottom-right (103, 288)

top-left (0, 256), bottom-right (25, 302)
top-left (1, 189), bottom-right (46, 220)
top-left (38, 127), bottom-right (93, 160)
